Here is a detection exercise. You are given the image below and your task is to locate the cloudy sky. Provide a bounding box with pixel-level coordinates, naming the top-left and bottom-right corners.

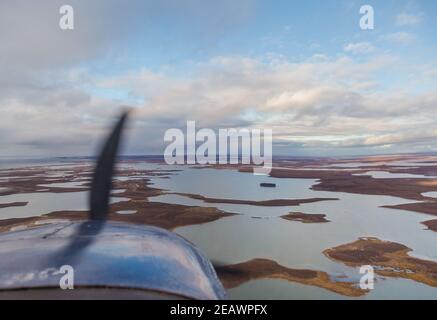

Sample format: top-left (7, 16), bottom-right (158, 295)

top-left (1, 0), bottom-right (437, 157)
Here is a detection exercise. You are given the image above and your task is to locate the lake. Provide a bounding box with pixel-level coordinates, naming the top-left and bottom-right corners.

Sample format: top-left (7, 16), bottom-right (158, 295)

top-left (0, 160), bottom-right (436, 299)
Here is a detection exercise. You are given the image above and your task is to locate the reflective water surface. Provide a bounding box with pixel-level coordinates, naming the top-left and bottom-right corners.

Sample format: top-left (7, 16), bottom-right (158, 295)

top-left (1, 160), bottom-right (436, 299)
top-left (147, 166), bottom-right (437, 299)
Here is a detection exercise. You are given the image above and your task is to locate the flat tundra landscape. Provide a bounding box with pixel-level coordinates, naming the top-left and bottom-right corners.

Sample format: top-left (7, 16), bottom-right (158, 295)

top-left (0, 154), bottom-right (436, 299)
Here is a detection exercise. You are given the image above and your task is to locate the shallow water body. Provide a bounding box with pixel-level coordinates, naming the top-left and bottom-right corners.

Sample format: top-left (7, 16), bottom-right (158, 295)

top-left (148, 166), bottom-right (437, 299)
top-left (0, 161), bottom-right (436, 299)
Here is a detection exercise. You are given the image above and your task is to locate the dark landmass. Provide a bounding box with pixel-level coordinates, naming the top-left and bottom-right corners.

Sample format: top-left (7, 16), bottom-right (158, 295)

top-left (4, 157), bottom-right (437, 233)
top-left (0, 202), bottom-right (233, 233)
top-left (175, 193), bottom-right (338, 206)
top-left (383, 200), bottom-right (437, 232)
top-left (312, 175), bottom-right (435, 201)
top-left (323, 237), bottom-right (437, 287)
top-left (0, 216), bottom-right (36, 229)
top-left (4, 157), bottom-right (437, 230)
top-left (281, 212), bottom-right (330, 223)
top-left (215, 258), bottom-right (367, 297)
top-left (0, 166), bottom-right (92, 196)
top-left (0, 202), bottom-right (28, 209)
top-left (242, 167), bottom-right (437, 201)
top-left (384, 165), bottom-right (437, 177)
top-left (236, 162), bottom-right (437, 228)
top-left (422, 219), bottom-right (437, 232)
top-left (382, 202), bottom-right (437, 217)
top-left (0, 165), bottom-right (177, 196)
top-left (2, 157), bottom-right (437, 296)
top-left (0, 166), bottom-right (235, 232)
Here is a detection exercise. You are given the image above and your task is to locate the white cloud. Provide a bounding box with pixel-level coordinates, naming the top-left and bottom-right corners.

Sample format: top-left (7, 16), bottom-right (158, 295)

top-left (92, 55), bottom-right (437, 154)
top-left (379, 32), bottom-right (416, 45)
top-left (0, 2), bottom-right (436, 156)
top-left (396, 13), bottom-right (423, 26)
top-left (0, 0), bottom-right (256, 156)
top-left (2, 52), bottom-right (437, 156)
top-left (344, 42), bottom-right (375, 54)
